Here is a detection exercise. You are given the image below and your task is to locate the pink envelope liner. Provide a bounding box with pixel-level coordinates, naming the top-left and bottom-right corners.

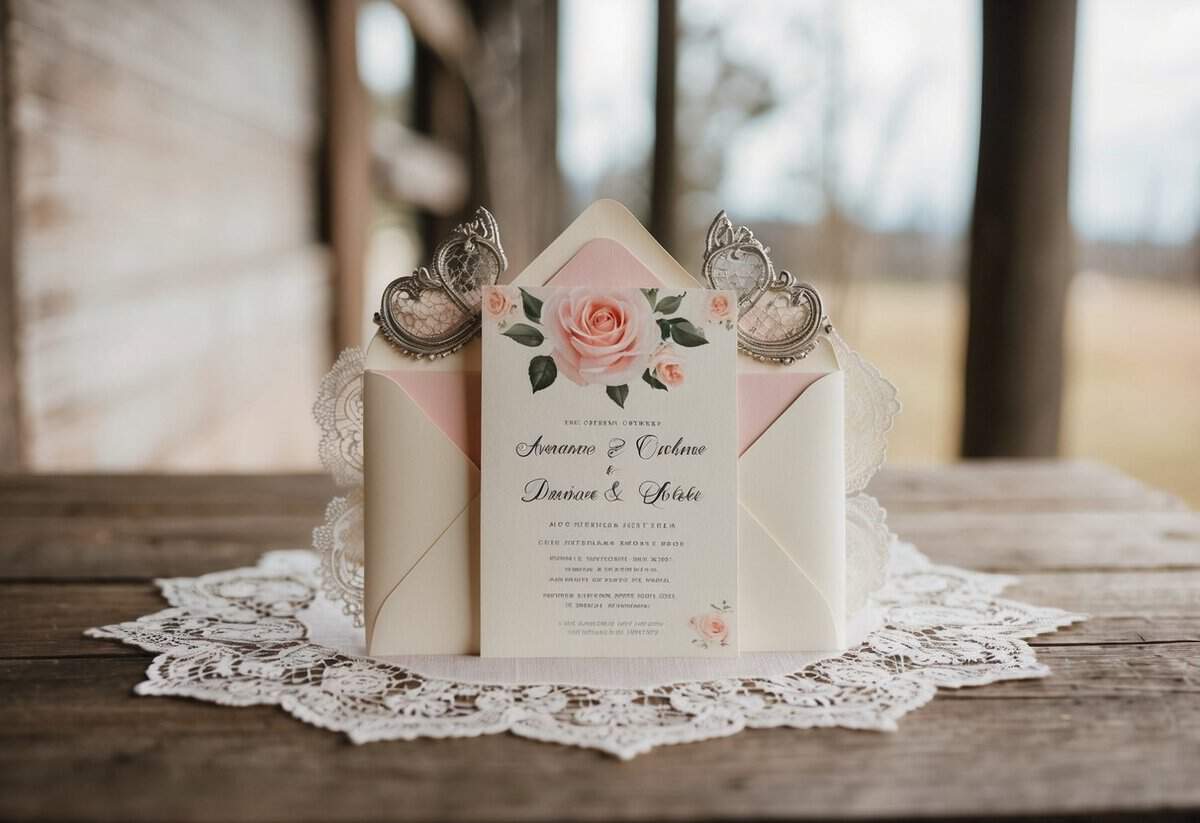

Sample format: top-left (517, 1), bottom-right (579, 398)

top-left (375, 370), bottom-right (481, 467)
top-left (376, 238), bottom-right (830, 464)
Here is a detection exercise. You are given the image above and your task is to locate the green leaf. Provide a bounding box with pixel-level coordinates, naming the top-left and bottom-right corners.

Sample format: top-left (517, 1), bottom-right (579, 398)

top-left (669, 319), bottom-right (709, 347)
top-left (519, 288), bottom-right (543, 323)
top-left (654, 294), bottom-right (684, 314)
top-left (502, 323), bottom-right (545, 347)
top-left (606, 384), bottom-right (629, 408)
top-left (528, 355), bottom-right (557, 393)
top-left (642, 368), bottom-right (668, 391)
top-left (656, 317), bottom-right (684, 340)
top-left (642, 288), bottom-right (658, 308)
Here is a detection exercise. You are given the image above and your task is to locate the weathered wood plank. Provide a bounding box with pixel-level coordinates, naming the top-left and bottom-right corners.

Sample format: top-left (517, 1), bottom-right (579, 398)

top-left (0, 473), bottom-right (334, 514)
top-left (6, 567), bottom-right (1199, 661)
top-left (7, 0), bottom-right (328, 472)
top-left (867, 460), bottom-right (1187, 514)
top-left (0, 514), bottom-right (321, 580)
top-left (0, 475), bottom-right (332, 577)
top-left (1012, 570), bottom-right (1200, 630)
top-left (0, 583), bottom-right (159, 658)
top-left (889, 509), bottom-right (1200, 572)
top-left (0, 650), bottom-right (1197, 822)
top-left (20, 248), bottom-right (327, 412)
top-left (0, 466), bottom-right (1197, 821)
top-left (1, 464), bottom-right (1163, 517)
top-left (2, 468), bottom-right (1195, 579)
top-left (11, 0), bottom-right (319, 143)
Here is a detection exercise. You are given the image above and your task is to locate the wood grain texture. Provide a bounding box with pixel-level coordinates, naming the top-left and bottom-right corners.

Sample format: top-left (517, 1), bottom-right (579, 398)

top-left (0, 0), bottom-right (22, 469)
top-left (0, 463), bottom-right (1197, 822)
top-left (326, 0), bottom-right (370, 349)
top-left (6, 0), bottom-right (330, 470)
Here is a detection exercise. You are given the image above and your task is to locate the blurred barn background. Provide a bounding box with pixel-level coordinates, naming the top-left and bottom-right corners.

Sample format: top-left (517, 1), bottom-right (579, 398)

top-left (0, 0), bottom-right (1196, 503)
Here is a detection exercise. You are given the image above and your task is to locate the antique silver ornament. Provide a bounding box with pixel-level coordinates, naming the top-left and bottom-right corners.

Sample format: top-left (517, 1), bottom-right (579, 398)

top-left (374, 207), bottom-right (507, 358)
top-left (702, 211), bottom-right (832, 364)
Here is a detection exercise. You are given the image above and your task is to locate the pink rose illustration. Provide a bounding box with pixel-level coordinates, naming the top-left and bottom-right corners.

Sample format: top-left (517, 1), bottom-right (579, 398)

top-left (650, 345), bottom-right (685, 388)
top-left (707, 292), bottom-right (733, 322)
top-left (483, 287), bottom-right (516, 320)
top-left (690, 612), bottom-right (730, 645)
top-left (541, 288), bottom-right (658, 387)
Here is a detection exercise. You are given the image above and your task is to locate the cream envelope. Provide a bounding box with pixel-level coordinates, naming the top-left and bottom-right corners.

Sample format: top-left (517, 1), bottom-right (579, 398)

top-left (365, 199), bottom-right (845, 655)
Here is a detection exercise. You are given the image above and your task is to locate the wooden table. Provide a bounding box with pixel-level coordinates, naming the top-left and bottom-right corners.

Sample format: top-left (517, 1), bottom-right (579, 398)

top-left (2, 461), bottom-right (1197, 822)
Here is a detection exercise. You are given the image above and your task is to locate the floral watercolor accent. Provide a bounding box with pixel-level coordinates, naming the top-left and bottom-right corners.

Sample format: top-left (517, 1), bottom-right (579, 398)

top-left (649, 344), bottom-right (685, 388)
top-left (689, 600), bottom-right (732, 648)
top-left (543, 288), bottom-right (658, 387)
top-left (483, 286), bottom-right (518, 321)
top-left (704, 292), bottom-right (736, 332)
top-left (490, 286), bottom-right (712, 408)
top-left (706, 292), bottom-right (733, 322)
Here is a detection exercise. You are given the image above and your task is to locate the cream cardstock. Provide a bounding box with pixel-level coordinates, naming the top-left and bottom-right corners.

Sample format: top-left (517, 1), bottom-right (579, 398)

top-left (479, 286), bottom-right (739, 658)
top-left (364, 200), bottom-right (845, 656)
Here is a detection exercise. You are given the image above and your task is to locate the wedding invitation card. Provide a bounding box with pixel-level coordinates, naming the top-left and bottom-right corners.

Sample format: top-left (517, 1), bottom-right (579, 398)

top-left (480, 286), bottom-right (740, 657)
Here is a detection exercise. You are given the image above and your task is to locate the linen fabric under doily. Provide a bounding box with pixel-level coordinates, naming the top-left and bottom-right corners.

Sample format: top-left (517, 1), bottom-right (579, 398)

top-left (87, 543), bottom-right (1084, 760)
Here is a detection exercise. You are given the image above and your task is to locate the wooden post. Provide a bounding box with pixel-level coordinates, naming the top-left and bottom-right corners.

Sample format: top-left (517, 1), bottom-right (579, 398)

top-left (961, 0), bottom-right (1078, 458)
top-left (0, 0), bottom-right (23, 469)
top-left (514, 0), bottom-right (560, 264)
top-left (327, 0), bottom-right (371, 349)
top-left (413, 0), bottom-right (559, 271)
top-left (650, 0), bottom-right (677, 254)
top-left (414, 37), bottom-right (479, 256)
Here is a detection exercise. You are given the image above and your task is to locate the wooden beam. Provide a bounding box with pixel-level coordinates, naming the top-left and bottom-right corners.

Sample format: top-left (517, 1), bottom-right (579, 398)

top-left (413, 32), bottom-right (479, 256)
top-left (371, 121), bottom-right (468, 216)
top-left (650, 0), bottom-right (677, 254)
top-left (0, 0), bottom-right (23, 469)
top-left (326, 0), bottom-right (371, 349)
top-left (962, 0), bottom-right (1078, 457)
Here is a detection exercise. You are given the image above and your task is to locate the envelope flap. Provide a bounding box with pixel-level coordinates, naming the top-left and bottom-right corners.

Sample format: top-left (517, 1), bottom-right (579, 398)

top-left (363, 371), bottom-right (480, 634)
top-left (374, 370), bottom-right (480, 467)
top-left (368, 498), bottom-right (480, 655)
top-left (738, 372), bottom-right (823, 455)
top-left (511, 199), bottom-right (699, 289)
top-left (739, 503), bottom-right (841, 650)
top-left (739, 370), bottom-right (846, 619)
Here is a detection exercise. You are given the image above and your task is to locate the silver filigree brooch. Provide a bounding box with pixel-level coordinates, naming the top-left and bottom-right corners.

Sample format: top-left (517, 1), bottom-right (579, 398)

top-left (374, 207), bottom-right (507, 359)
top-left (702, 211), bottom-right (832, 364)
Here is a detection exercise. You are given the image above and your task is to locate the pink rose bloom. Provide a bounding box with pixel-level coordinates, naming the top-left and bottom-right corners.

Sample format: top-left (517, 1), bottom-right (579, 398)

top-left (707, 292), bottom-right (733, 321)
top-left (650, 345), bottom-right (685, 387)
top-left (483, 287), bottom-right (515, 320)
top-left (690, 613), bottom-right (730, 643)
top-left (542, 288), bottom-right (658, 386)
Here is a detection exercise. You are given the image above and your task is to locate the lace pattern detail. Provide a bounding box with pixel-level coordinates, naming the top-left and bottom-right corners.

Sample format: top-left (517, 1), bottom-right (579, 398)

top-left (313, 488), bottom-right (364, 627)
top-left (313, 348), bottom-right (364, 487)
top-left (846, 494), bottom-right (891, 613)
top-left (87, 545), bottom-right (1084, 759)
top-left (830, 329), bottom-right (902, 495)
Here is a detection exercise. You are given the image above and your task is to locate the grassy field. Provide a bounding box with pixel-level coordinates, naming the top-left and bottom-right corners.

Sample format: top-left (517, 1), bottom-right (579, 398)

top-left (836, 273), bottom-right (1199, 506)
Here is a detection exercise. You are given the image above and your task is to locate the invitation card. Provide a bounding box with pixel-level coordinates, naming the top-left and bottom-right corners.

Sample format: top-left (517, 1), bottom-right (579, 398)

top-left (480, 286), bottom-right (740, 657)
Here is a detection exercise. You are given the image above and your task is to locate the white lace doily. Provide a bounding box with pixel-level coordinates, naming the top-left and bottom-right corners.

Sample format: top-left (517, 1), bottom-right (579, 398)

top-left (87, 543), bottom-right (1083, 759)
top-left (86, 334), bottom-right (1080, 758)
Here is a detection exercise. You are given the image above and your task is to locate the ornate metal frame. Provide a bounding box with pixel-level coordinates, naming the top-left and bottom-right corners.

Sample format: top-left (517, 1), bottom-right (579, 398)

top-left (374, 207), bottom-right (507, 358)
top-left (702, 211), bottom-right (831, 364)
